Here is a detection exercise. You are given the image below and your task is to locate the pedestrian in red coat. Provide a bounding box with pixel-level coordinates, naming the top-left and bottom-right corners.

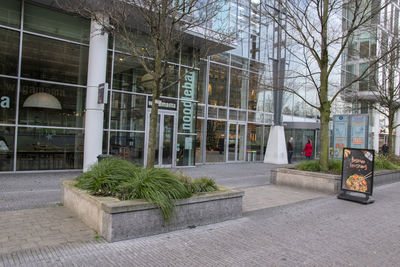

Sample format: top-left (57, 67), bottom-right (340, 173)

top-left (302, 139), bottom-right (312, 160)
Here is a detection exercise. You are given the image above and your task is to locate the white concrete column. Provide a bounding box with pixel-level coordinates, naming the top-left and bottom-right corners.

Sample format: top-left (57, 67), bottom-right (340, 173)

top-left (83, 15), bottom-right (109, 171)
top-left (395, 111), bottom-right (400, 156)
top-left (371, 109), bottom-right (380, 153)
top-left (264, 126), bottom-right (288, 164)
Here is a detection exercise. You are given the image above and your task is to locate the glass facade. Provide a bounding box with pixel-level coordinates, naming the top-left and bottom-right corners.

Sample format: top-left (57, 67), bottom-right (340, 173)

top-left (0, 0), bottom-right (320, 172)
top-left (0, 0), bottom-right (88, 171)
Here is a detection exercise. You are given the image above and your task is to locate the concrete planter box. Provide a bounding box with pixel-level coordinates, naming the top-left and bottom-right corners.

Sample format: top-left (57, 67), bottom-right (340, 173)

top-left (271, 168), bottom-right (400, 194)
top-left (61, 179), bottom-right (244, 242)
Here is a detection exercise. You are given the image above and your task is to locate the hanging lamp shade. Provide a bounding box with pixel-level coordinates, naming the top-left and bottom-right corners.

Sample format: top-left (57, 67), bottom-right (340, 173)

top-left (23, 92), bottom-right (62, 110)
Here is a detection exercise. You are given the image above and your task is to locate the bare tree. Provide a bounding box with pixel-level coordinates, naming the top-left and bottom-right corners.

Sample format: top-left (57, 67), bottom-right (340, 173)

top-left (262, 0), bottom-right (398, 170)
top-left (57, 0), bottom-right (233, 167)
top-left (370, 47), bottom-right (400, 154)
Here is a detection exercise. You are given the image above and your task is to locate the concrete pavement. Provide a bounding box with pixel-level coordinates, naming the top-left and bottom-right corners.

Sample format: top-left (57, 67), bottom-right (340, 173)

top-left (0, 183), bottom-right (325, 255)
top-left (1, 182), bottom-right (399, 266)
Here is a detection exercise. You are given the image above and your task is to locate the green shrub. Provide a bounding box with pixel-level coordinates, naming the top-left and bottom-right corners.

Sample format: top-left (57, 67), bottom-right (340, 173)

top-left (295, 156), bottom-right (399, 173)
top-left (382, 154), bottom-right (400, 166)
top-left (374, 155), bottom-right (398, 170)
top-left (192, 177), bottom-right (218, 193)
top-left (75, 160), bottom-right (220, 221)
top-left (117, 168), bottom-right (191, 221)
top-left (295, 159), bottom-right (342, 174)
top-left (75, 158), bottom-right (138, 196)
top-left (177, 172), bottom-right (218, 194)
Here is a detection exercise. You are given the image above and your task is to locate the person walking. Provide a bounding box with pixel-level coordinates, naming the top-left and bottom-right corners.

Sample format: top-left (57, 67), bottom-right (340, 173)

top-left (302, 139), bottom-right (312, 160)
top-left (287, 137), bottom-right (294, 164)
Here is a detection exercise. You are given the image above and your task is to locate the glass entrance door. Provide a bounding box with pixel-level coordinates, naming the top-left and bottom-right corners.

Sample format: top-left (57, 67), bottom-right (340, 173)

top-left (228, 122), bottom-right (246, 161)
top-left (145, 111), bottom-right (176, 167)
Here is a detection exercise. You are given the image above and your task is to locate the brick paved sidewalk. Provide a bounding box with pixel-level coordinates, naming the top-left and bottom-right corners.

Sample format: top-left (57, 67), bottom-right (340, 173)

top-left (0, 206), bottom-right (96, 255)
top-left (0, 185), bottom-right (326, 256)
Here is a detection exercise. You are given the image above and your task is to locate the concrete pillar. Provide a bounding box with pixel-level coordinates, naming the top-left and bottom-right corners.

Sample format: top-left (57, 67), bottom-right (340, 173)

top-left (371, 109), bottom-right (380, 153)
top-left (395, 111), bottom-right (400, 156)
top-left (264, 125), bottom-right (288, 164)
top-left (83, 15), bottom-right (109, 171)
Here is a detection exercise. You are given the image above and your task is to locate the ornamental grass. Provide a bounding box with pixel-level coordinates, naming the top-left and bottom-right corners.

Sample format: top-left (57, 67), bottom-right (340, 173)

top-left (75, 158), bottom-right (217, 221)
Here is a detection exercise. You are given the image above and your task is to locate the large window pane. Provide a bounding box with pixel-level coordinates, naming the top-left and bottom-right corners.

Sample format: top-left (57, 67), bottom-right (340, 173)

top-left (112, 54), bottom-right (150, 93)
top-left (0, 0), bottom-right (20, 28)
top-left (0, 28), bottom-right (19, 76)
top-left (109, 131), bottom-right (144, 165)
top-left (24, 3), bottom-right (90, 43)
top-left (247, 124), bottom-right (263, 161)
top-left (0, 126), bottom-right (14, 171)
top-left (206, 120), bottom-right (226, 162)
top-left (0, 77), bottom-right (17, 124)
top-left (176, 134), bottom-right (195, 166)
top-left (195, 119), bottom-right (203, 163)
top-left (282, 92), bottom-right (293, 116)
top-left (17, 127), bottom-right (84, 171)
top-left (21, 34), bottom-right (88, 85)
top-left (197, 61), bottom-right (207, 103)
top-left (230, 68), bottom-right (248, 109)
top-left (19, 81), bottom-right (85, 128)
top-left (208, 63), bottom-right (228, 106)
top-left (248, 72), bottom-right (261, 111)
top-left (109, 92), bottom-right (146, 131)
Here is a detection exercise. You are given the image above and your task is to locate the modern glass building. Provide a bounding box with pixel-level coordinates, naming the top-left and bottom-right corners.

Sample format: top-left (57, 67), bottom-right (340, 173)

top-left (0, 0), bottom-right (320, 172)
top-left (341, 0), bottom-right (400, 153)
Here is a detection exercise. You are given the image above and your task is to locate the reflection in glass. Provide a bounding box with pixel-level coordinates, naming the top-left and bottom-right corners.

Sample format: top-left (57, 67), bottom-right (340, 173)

top-left (109, 93), bottom-right (146, 131)
top-left (206, 121), bottom-right (226, 162)
top-left (112, 54), bottom-right (150, 93)
top-left (248, 72), bottom-right (260, 110)
top-left (0, 126), bottom-right (14, 171)
top-left (197, 61), bottom-right (207, 103)
top-left (16, 127), bottom-right (84, 170)
top-left (195, 119), bottom-right (203, 164)
top-left (21, 34), bottom-right (88, 85)
top-left (0, 28), bottom-right (19, 76)
top-left (228, 123), bottom-right (245, 161)
top-left (263, 126), bottom-right (270, 156)
top-left (229, 109), bottom-right (237, 120)
top-left (0, 0), bottom-right (20, 28)
top-left (228, 124), bottom-right (236, 161)
top-left (210, 53), bottom-right (230, 64)
top-left (109, 131), bottom-right (145, 165)
top-left (0, 78), bottom-right (17, 124)
top-left (208, 63), bottom-right (228, 106)
top-left (282, 92), bottom-right (293, 116)
top-left (230, 68), bottom-right (248, 109)
top-left (19, 81), bottom-right (85, 128)
top-left (162, 115), bottom-right (174, 165)
top-left (24, 3), bottom-right (90, 43)
top-left (176, 135), bottom-right (195, 166)
top-left (247, 124), bottom-right (263, 161)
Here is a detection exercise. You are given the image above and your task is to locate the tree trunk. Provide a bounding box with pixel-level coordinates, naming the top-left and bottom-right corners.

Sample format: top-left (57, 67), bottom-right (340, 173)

top-left (146, 51), bottom-right (163, 167)
top-left (388, 109), bottom-right (394, 155)
top-left (318, 0), bottom-right (330, 171)
top-left (319, 107), bottom-right (331, 171)
top-left (146, 98), bottom-right (159, 167)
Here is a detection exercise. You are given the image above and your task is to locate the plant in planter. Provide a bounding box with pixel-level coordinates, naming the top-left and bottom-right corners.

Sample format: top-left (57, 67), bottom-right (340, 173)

top-left (75, 158), bottom-right (218, 221)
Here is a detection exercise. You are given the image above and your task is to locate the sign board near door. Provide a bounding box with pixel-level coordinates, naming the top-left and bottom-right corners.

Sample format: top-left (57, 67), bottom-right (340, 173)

top-left (148, 97), bottom-right (177, 111)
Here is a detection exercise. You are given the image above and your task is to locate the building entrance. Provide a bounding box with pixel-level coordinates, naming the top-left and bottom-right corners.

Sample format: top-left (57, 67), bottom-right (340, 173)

top-left (228, 122), bottom-right (246, 161)
top-left (145, 110), bottom-right (177, 167)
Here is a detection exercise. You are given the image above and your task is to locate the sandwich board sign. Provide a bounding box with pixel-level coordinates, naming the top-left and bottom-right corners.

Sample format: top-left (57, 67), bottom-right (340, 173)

top-left (337, 148), bottom-right (374, 204)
